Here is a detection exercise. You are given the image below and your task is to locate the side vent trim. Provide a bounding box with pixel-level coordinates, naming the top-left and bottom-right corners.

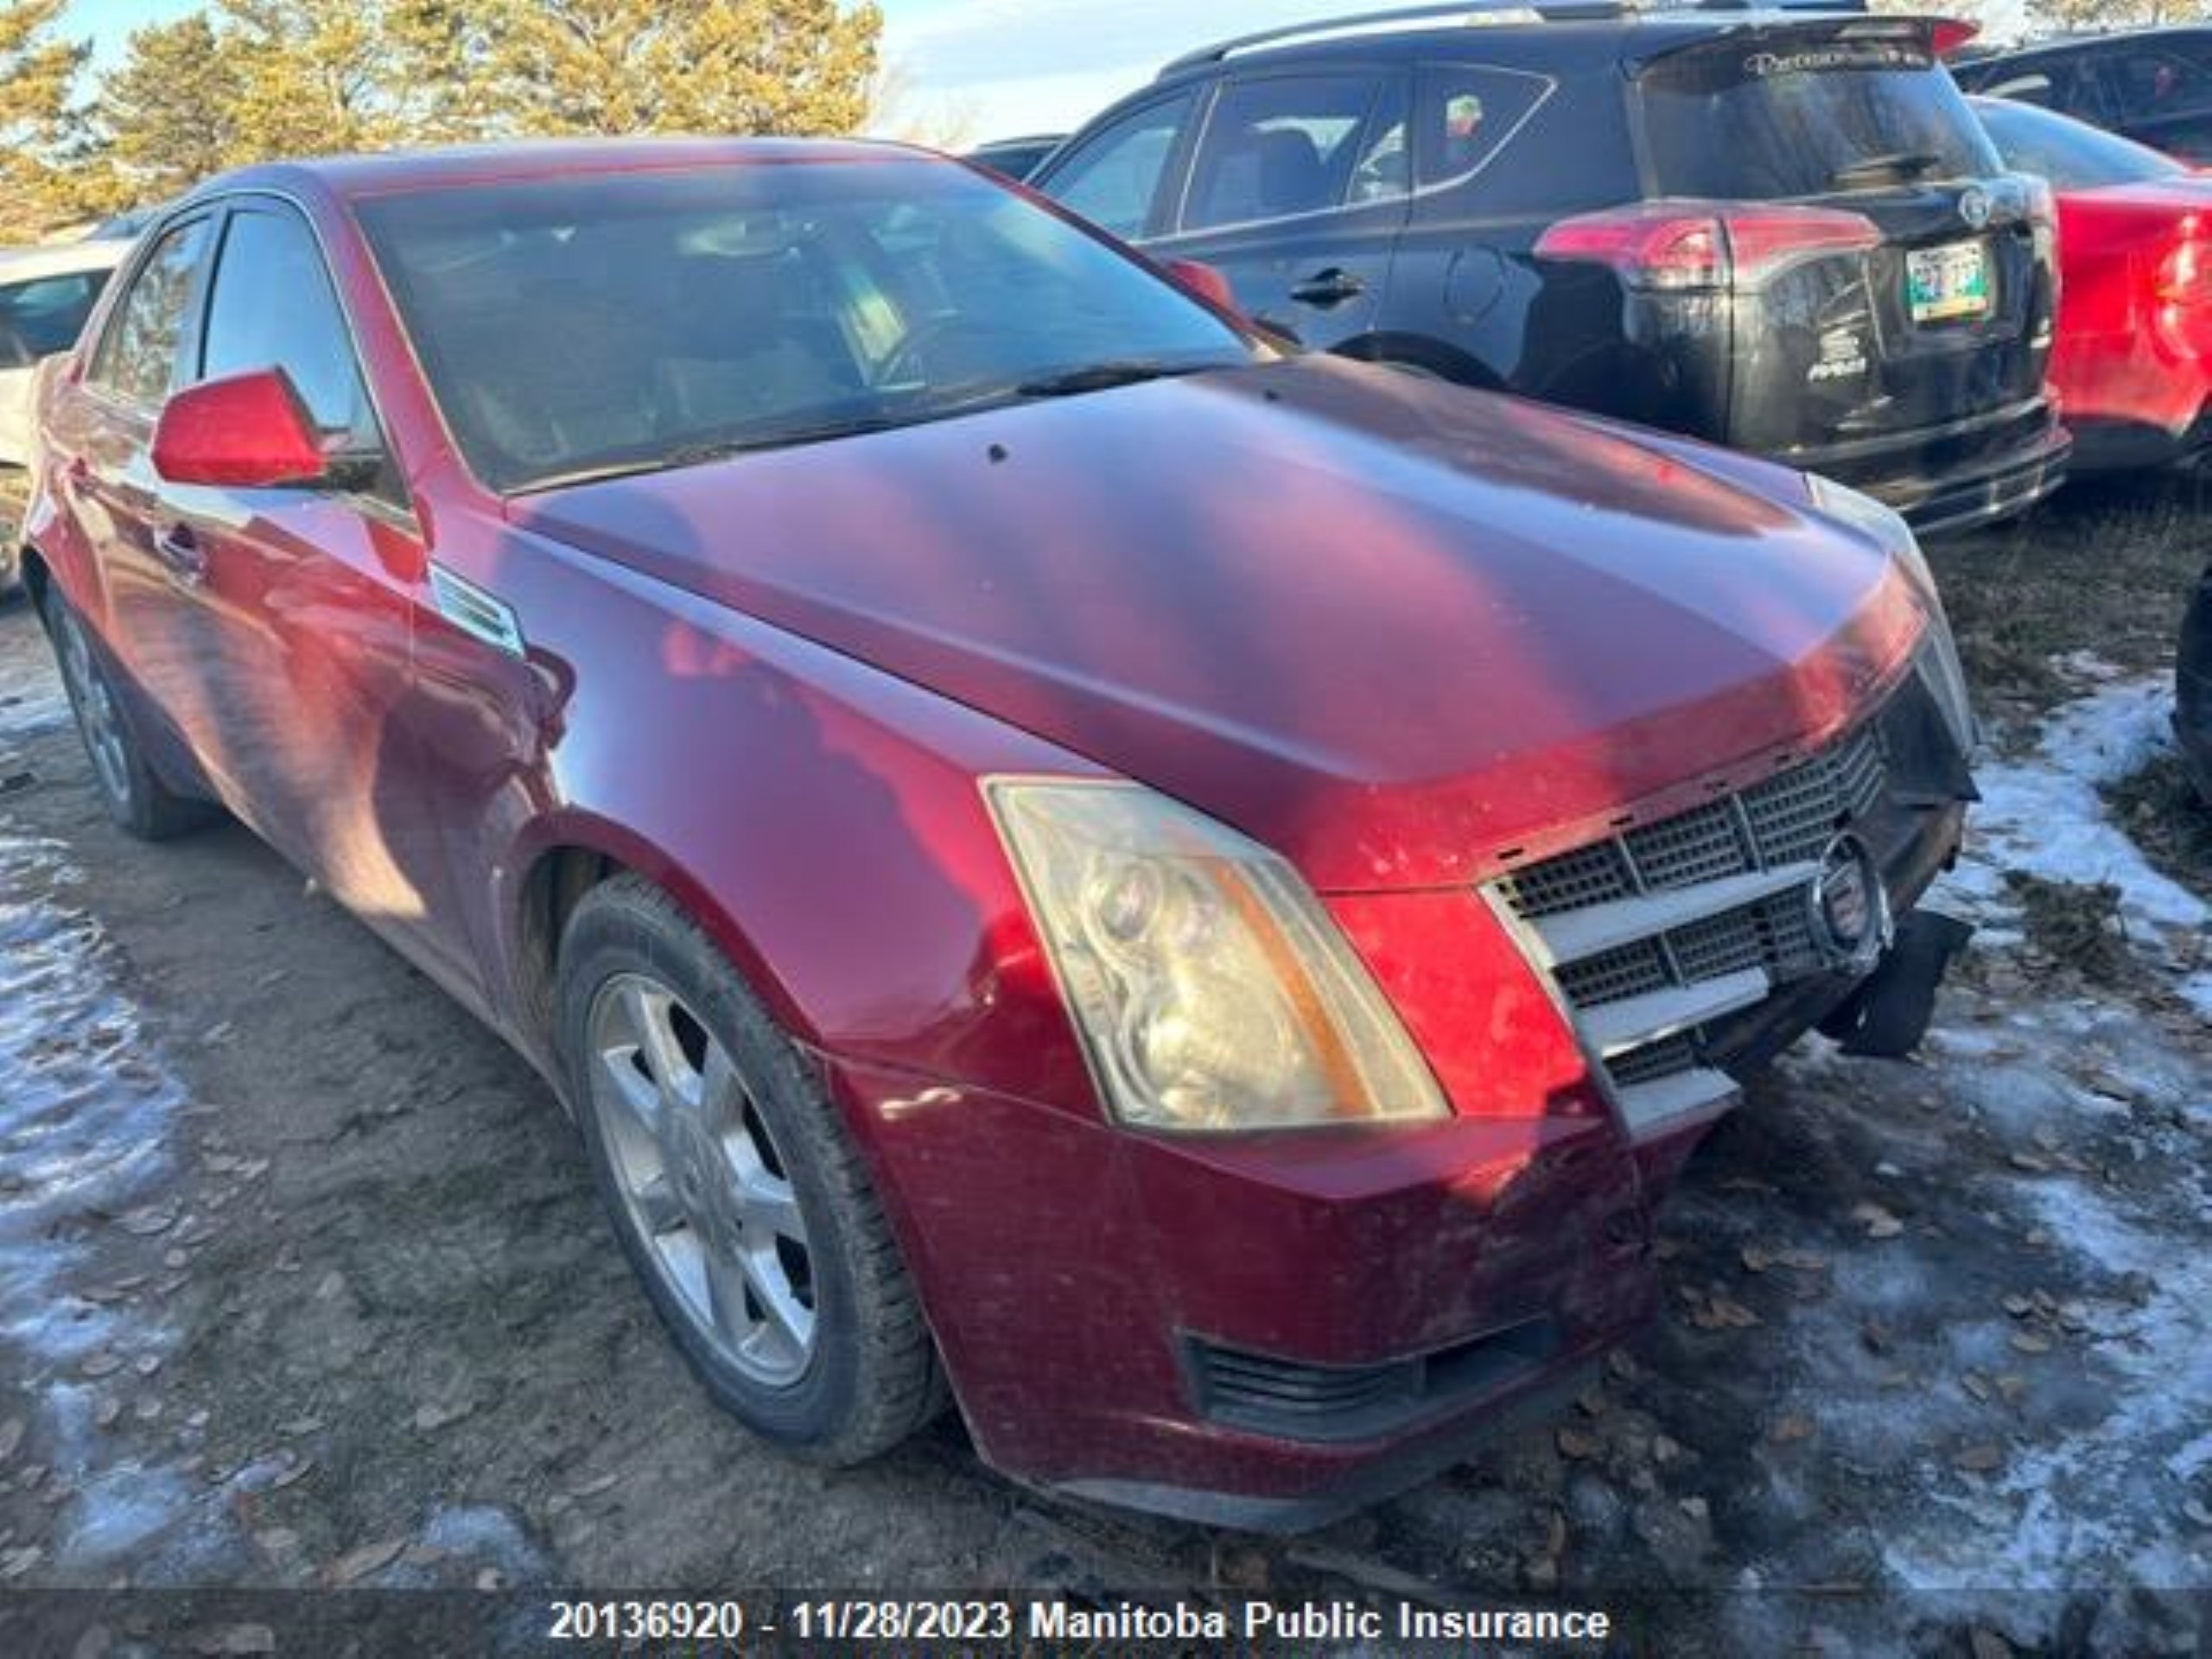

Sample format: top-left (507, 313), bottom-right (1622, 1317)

top-left (429, 563), bottom-right (525, 658)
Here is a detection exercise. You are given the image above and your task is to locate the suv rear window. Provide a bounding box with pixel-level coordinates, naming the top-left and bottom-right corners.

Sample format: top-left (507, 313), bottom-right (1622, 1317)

top-left (1637, 32), bottom-right (1999, 200)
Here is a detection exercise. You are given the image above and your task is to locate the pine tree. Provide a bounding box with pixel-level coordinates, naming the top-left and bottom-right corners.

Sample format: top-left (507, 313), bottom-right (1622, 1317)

top-left (95, 15), bottom-right (245, 207)
top-left (0, 0), bottom-right (90, 238)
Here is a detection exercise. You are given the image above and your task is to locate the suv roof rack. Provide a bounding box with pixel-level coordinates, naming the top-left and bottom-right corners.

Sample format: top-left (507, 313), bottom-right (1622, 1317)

top-left (1158, 0), bottom-right (1871, 77)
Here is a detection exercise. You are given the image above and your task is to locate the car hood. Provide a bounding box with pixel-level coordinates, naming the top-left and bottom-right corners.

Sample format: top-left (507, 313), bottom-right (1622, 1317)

top-left (512, 358), bottom-right (1926, 892)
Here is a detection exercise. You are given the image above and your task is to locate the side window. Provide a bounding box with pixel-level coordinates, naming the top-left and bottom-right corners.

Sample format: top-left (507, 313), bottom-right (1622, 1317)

top-left (1181, 74), bottom-right (1396, 233)
top-left (1047, 93), bottom-right (1198, 240)
top-left (2108, 48), bottom-right (2212, 121)
top-left (1414, 64), bottom-right (1552, 189)
top-left (198, 207), bottom-right (372, 441)
top-left (1978, 72), bottom-right (2059, 109)
top-left (86, 218), bottom-right (212, 407)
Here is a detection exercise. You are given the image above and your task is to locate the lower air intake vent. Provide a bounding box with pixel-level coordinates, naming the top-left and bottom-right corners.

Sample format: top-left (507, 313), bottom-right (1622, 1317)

top-left (1189, 1319), bottom-right (1560, 1443)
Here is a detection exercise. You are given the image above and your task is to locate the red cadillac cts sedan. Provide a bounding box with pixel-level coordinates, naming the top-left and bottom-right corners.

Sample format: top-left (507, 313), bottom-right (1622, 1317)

top-left (1974, 95), bottom-right (2212, 468)
top-left (21, 141), bottom-right (1976, 1528)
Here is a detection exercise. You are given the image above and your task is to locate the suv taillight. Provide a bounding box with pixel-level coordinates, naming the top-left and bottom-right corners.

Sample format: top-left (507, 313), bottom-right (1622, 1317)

top-left (1929, 18), bottom-right (1980, 56)
top-left (1536, 202), bottom-right (1883, 291)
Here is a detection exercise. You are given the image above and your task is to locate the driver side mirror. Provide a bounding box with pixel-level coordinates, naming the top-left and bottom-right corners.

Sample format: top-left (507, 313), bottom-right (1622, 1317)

top-left (151, 368), bottom-right (343, 489)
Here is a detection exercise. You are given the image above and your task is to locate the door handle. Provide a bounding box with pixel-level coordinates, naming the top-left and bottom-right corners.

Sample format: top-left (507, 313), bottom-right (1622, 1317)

top-left (153, 522), bottom-right (207, 586)
top-left (1288, 268), bottom-right (1366, 307)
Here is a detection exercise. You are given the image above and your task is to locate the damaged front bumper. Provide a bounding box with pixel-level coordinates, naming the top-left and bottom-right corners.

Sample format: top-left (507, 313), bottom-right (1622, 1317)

top-left (822, 660), bottom-right (1974, 1532)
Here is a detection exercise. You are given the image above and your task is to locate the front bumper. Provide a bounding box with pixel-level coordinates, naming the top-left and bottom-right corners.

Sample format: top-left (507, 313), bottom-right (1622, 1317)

top-left (826, 675), bottom-right (1971, 1529)
top-left (827, 1052), bottom-right (1669, 1530)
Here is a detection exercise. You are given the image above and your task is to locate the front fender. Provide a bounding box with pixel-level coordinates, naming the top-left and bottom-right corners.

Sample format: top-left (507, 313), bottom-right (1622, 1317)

top-left (430, 518), bottom-right (1109, 1122)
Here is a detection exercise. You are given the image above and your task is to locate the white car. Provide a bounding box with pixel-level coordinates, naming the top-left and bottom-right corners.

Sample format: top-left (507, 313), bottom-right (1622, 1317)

top-left (0, 238), bottom-right (129, 593)
top-left (0, 238), bottom-right (130, 468)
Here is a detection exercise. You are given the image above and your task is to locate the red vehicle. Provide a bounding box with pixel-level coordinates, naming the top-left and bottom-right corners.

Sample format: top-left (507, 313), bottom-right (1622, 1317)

top-left (1974, 95), bottom-right (2212, 468)
top-left (20, 141), bottom-right (1975, 1527)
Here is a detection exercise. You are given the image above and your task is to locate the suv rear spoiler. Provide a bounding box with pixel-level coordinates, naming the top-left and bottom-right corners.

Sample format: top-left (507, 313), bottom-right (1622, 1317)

top-left (1159, 0), bottom-right (1872, 77)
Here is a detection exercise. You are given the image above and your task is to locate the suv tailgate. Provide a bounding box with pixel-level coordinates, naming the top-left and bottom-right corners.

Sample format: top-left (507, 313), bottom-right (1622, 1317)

top-left (1633, 19), bottom-right (2056, 467)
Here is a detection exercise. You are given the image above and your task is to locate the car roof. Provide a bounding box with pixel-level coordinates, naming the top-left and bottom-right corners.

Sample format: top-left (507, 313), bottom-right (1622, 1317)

top-left (175, 136), bottom-right (937, 208)
top-left (1146, 0), bottom-right (1911, 83)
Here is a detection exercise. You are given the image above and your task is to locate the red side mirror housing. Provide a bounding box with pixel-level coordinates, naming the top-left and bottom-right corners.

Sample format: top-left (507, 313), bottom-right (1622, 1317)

top-left (151, 369), bottom-right (332, 489)
top-left (1164, 257), bottom-right (1243, 319)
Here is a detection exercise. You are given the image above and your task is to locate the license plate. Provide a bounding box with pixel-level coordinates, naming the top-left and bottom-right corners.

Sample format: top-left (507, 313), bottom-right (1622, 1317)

top-left (1906, 240), bottom-right (1992, 324)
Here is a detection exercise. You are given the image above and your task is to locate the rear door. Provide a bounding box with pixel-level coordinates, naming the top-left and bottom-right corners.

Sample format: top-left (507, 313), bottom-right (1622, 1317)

top-left (68, 214), bottom-right (221, 752)
top-left (1633, 21), bottom-right (2055, 465)
top-left (1145, 67), bottom-right (1414, 346)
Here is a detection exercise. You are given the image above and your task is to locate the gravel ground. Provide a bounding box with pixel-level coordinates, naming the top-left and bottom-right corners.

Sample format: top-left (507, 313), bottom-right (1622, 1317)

top-left (0, 481), bottom-right (2207, 1656)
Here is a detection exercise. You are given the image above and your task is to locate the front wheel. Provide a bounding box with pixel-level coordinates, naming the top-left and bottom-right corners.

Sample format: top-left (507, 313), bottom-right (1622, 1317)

top-left (556, 874), bottom-right (944, 1463)
top-left (45, 586), bottom-right (214, 841)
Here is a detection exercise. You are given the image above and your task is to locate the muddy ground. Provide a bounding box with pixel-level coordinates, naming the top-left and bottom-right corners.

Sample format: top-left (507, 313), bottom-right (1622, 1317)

top-left (0, 476), bottom-right (2207, 1656)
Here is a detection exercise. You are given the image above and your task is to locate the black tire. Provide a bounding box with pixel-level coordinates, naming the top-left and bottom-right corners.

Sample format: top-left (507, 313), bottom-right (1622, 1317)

top-left (555, 874), bottom-right (944, 1465)
top-left (43, 584), bottom-right (216, 841)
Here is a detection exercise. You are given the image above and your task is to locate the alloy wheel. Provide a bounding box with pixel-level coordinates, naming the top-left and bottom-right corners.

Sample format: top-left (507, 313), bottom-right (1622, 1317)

top-left (54, 607), bottom-right (131, 807)
top-left (584, 973), bottom-right (818, 1386)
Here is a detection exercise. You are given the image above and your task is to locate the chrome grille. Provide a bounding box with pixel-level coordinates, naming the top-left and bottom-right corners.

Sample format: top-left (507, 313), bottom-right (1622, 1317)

top-left (1555, 939), bottom-right (1669, 1009)
top-left (1493, 721), bottom-right (1891, 1140)
top-left (1608, 1033), bottom-right (1698, 1089)
top-left (1669, 892), bottom-right (1824, 985)
top-left (1498, 725), bottom-right (1886, 918)
top-left (1502, 842), bottom-right (1631, 917)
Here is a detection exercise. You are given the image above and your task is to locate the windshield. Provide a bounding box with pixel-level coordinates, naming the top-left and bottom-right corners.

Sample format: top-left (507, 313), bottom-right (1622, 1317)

top-left (1973, 96), bottom-right (2187, 190)
top-left (355, 158), bottom-right (1255, 493)
top-left (1638, 32), bottom-right (2001, 200)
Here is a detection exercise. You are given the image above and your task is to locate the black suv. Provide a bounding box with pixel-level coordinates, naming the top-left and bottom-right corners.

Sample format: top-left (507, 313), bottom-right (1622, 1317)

top-left (1033, 2), bottom-right (2069, 534)
top-left (1952, 28), bottom-right (2212, 164)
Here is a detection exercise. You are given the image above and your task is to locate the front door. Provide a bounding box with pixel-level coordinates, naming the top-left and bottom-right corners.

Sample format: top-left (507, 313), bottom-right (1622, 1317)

top-left (1147, 68), bottom-right (1413, 348)
top-left (147, 199), bottom-right (481, 998)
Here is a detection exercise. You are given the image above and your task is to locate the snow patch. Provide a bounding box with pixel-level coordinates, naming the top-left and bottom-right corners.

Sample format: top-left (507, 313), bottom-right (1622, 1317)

top-left (1884, 1172), bottom-right (2212, 1592)
top-left (1935, 680), bottom-right (2209, 1012)
top-left (0, 820), bottom-right (201, 1574)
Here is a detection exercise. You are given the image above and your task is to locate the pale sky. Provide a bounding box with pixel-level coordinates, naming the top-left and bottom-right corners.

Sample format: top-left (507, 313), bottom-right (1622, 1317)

top-left (64, 0), bottom-right (2035, 149)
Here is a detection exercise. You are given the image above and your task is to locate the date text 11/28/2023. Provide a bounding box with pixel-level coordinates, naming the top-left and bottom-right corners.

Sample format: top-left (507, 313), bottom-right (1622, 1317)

top-left (545, 1598), bottom-right (1617, 1645)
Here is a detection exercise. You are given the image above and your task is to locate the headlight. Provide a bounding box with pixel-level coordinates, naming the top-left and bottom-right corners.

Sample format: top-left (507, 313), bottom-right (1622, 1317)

top-left (1805, 473), bottom-right (1978, 755)
top-left (986, 779), bottom-right (1449, 1134)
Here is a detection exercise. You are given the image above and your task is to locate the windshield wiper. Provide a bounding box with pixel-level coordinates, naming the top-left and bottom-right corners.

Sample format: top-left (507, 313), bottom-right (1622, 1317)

top-left (514, 416), bottom-right (912, 493)
top-left (1013, 360), bottom-right (1211, 398)
top-left (513, 369), bottom-right (1217, 494)
top-left (1829, 149), bottom-right (1945, 188)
